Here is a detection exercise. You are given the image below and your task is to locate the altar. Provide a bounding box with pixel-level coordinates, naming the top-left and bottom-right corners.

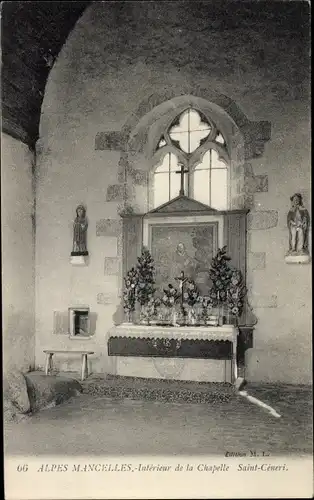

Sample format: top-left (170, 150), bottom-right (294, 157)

top-left (111, 179), bottom-right (255, 384)
top-left (108, 324), bottom-right (238, 383)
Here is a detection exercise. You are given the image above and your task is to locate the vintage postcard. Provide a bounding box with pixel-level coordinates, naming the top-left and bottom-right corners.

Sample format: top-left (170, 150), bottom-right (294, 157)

top-left (2, 0), bottom-right (312, 498)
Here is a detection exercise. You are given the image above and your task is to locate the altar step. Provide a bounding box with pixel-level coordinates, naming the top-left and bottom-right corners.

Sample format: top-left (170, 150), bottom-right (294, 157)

top-left (81, 374), bottom-right (237, 404)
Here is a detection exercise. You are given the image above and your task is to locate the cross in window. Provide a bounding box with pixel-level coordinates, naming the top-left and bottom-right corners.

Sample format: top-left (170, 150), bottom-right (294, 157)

top-left (175, 163), bottom-right (189, 196)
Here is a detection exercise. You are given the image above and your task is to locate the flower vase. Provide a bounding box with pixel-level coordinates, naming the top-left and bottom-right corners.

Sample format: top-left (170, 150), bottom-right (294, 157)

top-left (203, 308), bottom-right (210, 326)
top-left (188, 308), bottom-right (196, 326)
top-left (140, 305), bottom-right (150, 325)
top-left (224, 309), bottom-right (234, 326)
top-left (218, 304), bottom-right (224, 326)
top-left (125, 310), bottom-right (134, 324)
top-left (171, 309), bottom-right (178, 327)
top-left (225, 309), bottom-right (230, 325)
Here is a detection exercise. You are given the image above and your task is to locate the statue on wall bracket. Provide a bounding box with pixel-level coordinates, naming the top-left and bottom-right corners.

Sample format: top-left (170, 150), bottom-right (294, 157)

top-left (285, 193), bottom-right (311, 264)
top-left (70, 205), bottom-right (89, 266)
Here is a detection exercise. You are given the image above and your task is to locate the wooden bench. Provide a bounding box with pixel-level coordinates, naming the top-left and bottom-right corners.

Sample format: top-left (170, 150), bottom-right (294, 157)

top-left (43, 350), bottom-right (94, 381)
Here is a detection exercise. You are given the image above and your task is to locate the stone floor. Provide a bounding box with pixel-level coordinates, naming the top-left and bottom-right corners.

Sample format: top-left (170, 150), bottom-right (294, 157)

top-left (4, 375), bottom-right (312, 457)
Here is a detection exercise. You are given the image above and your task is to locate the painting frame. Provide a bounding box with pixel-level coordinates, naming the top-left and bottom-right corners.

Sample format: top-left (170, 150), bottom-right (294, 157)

top-left (143, 214), bottom-right (224, 293)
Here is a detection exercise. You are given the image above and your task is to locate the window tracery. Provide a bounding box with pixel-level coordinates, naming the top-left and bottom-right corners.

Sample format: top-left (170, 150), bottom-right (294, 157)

top-left (153, 107), bottom-right (229, 209)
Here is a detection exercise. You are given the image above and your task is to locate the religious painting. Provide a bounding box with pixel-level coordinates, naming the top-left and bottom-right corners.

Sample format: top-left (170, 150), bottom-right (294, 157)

top-left (150, 222), bottom-right (218, 295)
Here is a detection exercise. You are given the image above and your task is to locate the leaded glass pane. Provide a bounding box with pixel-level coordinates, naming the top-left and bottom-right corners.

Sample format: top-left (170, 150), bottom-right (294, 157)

top-left (210, 168), bottom-right (228, 209)
top-left (215, 132), bottom-right (225, 145)
top-left (169, 108), bottom-right (211, 153)
top-left (169, 133), bottom-right (189, 153)
top-left (170, 171), bottom-right (180, 198)
top-left (157, 136), bottom-right (167, 149)
top-left (193, 149), bottom-right (228, 208)
top-left (170, 110), bottom-right (190, 133)
top-left (194, 150), bottom-right (210, 170)
top-left (211, 149), bottom-right (227, 169)
top-left (193, 169), bottom-right (210, 205)
top-left (169, 153), bottom-right (180, 172)
top-left (154, 153), bottom-right (184, 207)
top-left (189, 131), bottom-right (208, 154)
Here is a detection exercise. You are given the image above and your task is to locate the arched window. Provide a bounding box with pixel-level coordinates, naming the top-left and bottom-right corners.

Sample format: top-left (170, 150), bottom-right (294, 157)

top-left (193, 150), bottom-right (228, 210)
top-left (153, 153), bottom-right (188, 208)
top-left (152, 107), bottom-right (229, 209)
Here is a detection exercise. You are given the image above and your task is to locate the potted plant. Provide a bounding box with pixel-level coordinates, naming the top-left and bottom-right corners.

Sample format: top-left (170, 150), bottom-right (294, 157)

top-left (135, 247), bottom-right (156, 325)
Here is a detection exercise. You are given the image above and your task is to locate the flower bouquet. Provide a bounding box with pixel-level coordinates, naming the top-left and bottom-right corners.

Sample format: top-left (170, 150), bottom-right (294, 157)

top-left (136, 248), bottom-right (156, 306)
top-left (226, 269), bottom-right (246, 324)
top-left (123, 267), bottom-right (138, 322)
top-left (136, 248), bottom-right (156, 324)
top-left (209, 246), bottom-right (240, 325)
top-left (160, 284), bottom-right (180, 325)
top-left (198, 295), bottom-right (214, 325)
top-left (140, 295), bottom-right (160, 325)
top-left (182, 279), bottom-right (200, 325)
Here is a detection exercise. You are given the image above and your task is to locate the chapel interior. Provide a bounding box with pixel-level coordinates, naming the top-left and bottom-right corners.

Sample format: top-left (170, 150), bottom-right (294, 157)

top-left (2, 0), bottom-right (311, 417)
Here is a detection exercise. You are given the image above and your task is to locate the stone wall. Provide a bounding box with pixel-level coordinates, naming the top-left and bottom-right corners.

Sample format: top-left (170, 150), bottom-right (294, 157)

top-left (2, 133), bottom-right (36, 373)
top-left (36, 2), bottom-right (311, 381)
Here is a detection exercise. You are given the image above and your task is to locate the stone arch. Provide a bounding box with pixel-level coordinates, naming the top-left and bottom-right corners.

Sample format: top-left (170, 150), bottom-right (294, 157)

top-left (120, 87), bottom-right (270, 159)
top-left (114, 90), bottom-right (270, 212)
top-left (96, 89), bottom-right (271, 213)
top-left (125, 95), bottom-right (243, 211)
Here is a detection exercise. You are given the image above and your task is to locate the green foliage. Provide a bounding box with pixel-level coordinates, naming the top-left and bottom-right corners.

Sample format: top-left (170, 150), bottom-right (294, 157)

top-left (123, 248), bottom-right (156, 321)
top-left (161, 284), bottom-right (180, 308)
top-left (209, 246), bottom-right (233, 306)
top-left (209, 246), bottom-right (246, 318)
top-left (123, 267), bottom-right (137, 314)
top-left (198, 295), bottom-right (213, 320)
top-left (182, 279), bottom-right (200, 308)
top-left (136, 247), bottom-right (156, 306)
top-left (123, 246), bottom-right (247, 322)
top-left (226, 269), bottom-right (246, 317)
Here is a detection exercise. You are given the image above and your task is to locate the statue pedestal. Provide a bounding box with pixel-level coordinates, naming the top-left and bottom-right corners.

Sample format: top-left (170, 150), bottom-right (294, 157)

top-left (70, 255), bottom-right (88, 266)
top-left (285, 254), bottom-right (311, 264)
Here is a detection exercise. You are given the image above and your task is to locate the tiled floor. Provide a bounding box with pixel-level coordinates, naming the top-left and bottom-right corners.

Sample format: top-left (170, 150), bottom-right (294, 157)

top-left (4, 381), bottom-right (312, 457)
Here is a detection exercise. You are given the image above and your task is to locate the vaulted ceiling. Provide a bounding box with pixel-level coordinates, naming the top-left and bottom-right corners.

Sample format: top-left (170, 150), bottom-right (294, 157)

top-left (1, 1), bottom-right (309, 150)
top-left (1, 1), bottom-right (90, 149)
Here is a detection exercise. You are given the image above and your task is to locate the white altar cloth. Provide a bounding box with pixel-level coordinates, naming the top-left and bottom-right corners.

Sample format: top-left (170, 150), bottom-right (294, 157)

top-left (111, 323), bottom-right (237, 342)
top-left (108, 324), bottom-right (238, 383)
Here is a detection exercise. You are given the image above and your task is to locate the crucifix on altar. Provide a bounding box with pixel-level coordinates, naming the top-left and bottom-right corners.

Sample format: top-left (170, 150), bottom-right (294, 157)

top-left (175, 270), bottom-right (188, 306)
top-left (175, 162), bottom-right (189, 196)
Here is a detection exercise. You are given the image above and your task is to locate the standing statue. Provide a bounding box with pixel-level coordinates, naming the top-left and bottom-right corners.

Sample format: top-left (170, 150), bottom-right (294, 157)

top-left (287, 193), bottom-right (310, 255)
top-left (71, 205), bottom-right (88, 255)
